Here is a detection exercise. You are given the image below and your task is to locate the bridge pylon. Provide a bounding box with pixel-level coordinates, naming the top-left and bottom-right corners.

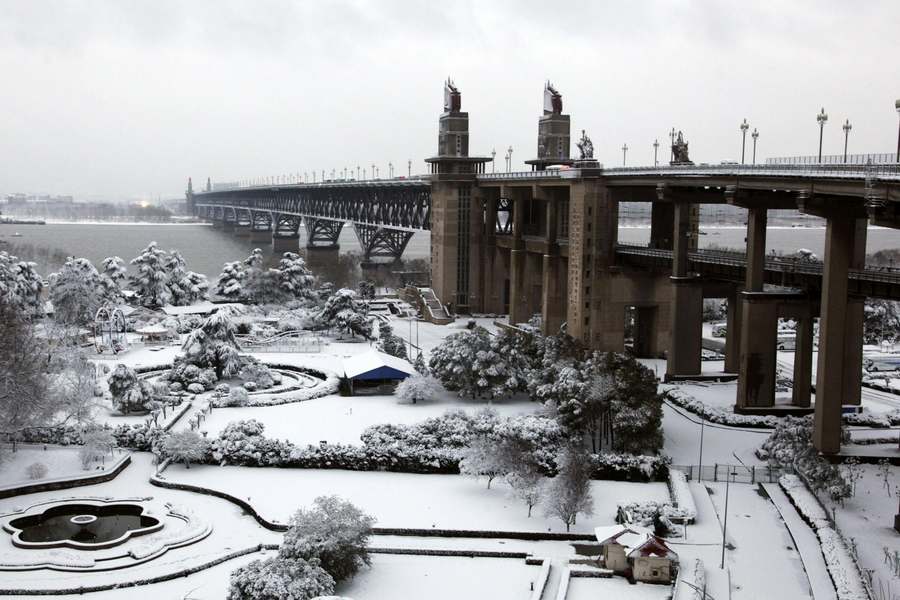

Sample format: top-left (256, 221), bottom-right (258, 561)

top-left (305, 218), bottom-right (344, 251)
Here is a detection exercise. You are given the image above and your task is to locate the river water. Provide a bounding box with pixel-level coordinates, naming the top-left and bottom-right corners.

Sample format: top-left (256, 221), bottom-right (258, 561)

top-left (0, 221), bottom-right (897, 282)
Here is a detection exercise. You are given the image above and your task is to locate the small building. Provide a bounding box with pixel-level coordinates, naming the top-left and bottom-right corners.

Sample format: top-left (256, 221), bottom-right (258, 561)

top-left (135, 324), bottom-right (171, 344)
top-left (341, 350), bottom-right (416, 395)
top-left (594, 525), bottom-right (678, 584)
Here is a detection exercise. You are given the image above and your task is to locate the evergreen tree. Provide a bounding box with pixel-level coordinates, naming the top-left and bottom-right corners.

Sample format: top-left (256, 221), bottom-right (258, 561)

top-left (99, 256), bottom-right (127, 304)
top-left (49, 257), bottom-right (102, 327)
top-left (108, 364), bottom-right (156, 414)
top-left (428, 327), bottom-right (506, 398)
top-left (181, 311), bottom-right (243, 379)
top-left (129, 242), bottom-right (170, 307)
top-left (0, 251), bottom-right (44, 316)
top-left (214, 261), bottom-right (245, 300)
top-left (279, 252), bottom-right (316, 300)
top-left (319, 289), bottom-right (372, 338)
top-left (377, 322), bottom-right (408, 360)
top-left (164, 250), bottom-right (208, 306)
top-left (593, 352), bottom-right (663, 454)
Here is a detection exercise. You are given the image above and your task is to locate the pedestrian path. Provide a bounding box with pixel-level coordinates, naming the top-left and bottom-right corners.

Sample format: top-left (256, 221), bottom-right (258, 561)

top-left (762, 482), bottom-right (837, 600)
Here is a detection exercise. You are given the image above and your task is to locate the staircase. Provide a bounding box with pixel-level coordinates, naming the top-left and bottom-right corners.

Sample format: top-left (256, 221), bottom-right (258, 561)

top-left (399, 286), bottom-right (454, 325)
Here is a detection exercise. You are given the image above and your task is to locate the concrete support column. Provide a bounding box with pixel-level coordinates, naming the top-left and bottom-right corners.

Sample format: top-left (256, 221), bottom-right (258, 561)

top-left (792, 316), bottom-right (814, 408)
top-left (814, 216), bottom-right (854, 454)
top-left (745, 207), bottom-right (767, 292)
top-left (736, 295), bottom-right (778, 408)
top-left (541, 254), bottom-right (565, 335)
top-left (672, 202), bottom-right (695, 278)
top-left (509, 249), bottom-right (528, 325)
top-left (724, 291), bottom-right (743, 373)
top-left (650, 203), bottom-right (674, 249)
top-left (633, 306), bottom-right (660, 358)
top-left (842, 299), bottom-right (865, 406)
top-left (666, 280), bottom-right (703, 377)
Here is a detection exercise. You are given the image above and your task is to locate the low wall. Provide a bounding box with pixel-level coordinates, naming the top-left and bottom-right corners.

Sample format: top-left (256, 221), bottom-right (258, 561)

top-left (0, 454), bottom-right (131, 500)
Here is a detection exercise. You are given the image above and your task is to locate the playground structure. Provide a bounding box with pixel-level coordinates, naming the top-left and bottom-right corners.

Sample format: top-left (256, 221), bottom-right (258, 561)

top-left (93, 305), bottom-right (129, 355)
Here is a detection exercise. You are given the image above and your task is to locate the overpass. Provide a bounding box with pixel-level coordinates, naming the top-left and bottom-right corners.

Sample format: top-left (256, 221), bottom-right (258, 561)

top-left (191, 81), bottom-right (900, 455)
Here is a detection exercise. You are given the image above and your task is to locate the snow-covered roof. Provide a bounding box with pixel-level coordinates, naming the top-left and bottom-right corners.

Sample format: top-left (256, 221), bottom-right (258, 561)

top-left (161, 301), bottom-right (241, 316)
top-left (135, 324), bottom-right (170, 334)
top-left (342, 350), bottom-right (416, 380)
top-left (595, 525), bottom-right (677, 560)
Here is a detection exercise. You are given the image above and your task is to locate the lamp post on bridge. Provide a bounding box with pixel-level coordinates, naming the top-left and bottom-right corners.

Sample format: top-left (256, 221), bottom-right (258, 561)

top-left (653, 139), bottom-right (659, 166)
top-left (740, 118), bottom-right (749, 164)
top-left (504, 150), bottom-right (510, 172)
top-left (622, 143), bottom-right (628, 166)
top-left (751, 129), bottom-right (759, 165)
top-left (389, 162), bottom-right (394, 178)
top-left (321, 170), bottom-right (325, 182)
top-left (842, 119), bottom-right (852, 163)
top-left (371, 163), bottom-right (376, 179)
top-left (669, 128), bottom-right (676, 163)
top-left (408, 159), bottom-right (411, 177)
top-left (357, 165), bottom-right (360, 180)
top-left (507, 145), bottom-right (513, 172)
top-left (491, 148), bottom-right (496, 173)
top-left (895, 99), bottom-right (900, 163)
top-left (816, 107), bottom-right (828, 163)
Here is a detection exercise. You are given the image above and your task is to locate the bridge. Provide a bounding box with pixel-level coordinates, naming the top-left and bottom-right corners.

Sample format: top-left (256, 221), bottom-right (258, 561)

top-left (190, 80), bottom-right (900, 456)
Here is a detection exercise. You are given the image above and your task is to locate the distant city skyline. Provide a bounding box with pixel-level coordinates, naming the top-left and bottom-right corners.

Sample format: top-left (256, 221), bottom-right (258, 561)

top-left (1, 0), bottom-right (899, 200)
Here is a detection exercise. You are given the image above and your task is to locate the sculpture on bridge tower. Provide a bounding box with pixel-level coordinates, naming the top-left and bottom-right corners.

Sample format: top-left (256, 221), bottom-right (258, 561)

top-left (443, 78), bottom-right (461, 114)
top-left (185, 177), bottom-right (193, 212)
top-left (577, 129), bottom-right (594, 160)
top-left (670, 130), bottom-right (694, 166)
top-left (526, 81), bottom-right (573, 171)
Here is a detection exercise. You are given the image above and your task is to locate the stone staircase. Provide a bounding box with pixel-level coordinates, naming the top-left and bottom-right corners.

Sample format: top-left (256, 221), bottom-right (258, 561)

top-left (398, 286), bottom-right (454, 325)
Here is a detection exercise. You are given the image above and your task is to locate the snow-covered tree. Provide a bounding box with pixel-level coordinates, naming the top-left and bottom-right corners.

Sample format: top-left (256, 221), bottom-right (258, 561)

top-left (556, 374), bottom-right (615, 453)
top-left (129, 242), bottom-right (170, 307)
top-left (79, 429), bottom-right (116, 469)
top-left (319, 289), bottom-right (372, 339)
top-left (506, 467), bottom-right (544, 518)
top-left (279, 252), bottom-right (316, 300)
top-left (98, 256), bottom-right (128, 305)
top-left (459, 434), bottom-right (513, 489)
top-left (428, 327), bottom-right (506, 398)
top-left (227, 557), bottom-right (335, 600)
top-left (0, 302), bottom-right (52, 442)
top-left (108, 364), bottom-right (157, 414)
top-left (864, 299), bottom-right (900, 344)
top-left (394, 374), bottom-right (442, 404)
top-left (279, 495), bottom-right (375, 583)
top-left (180, 311), bottom-right (242, 379)
top-left (49, 257), bottom-right (102, 327)
top-left (357, 280), bottom-right (375, 300)
top-left (245, 267), bottom-right (289, 304)
top-left (48, 349), bottom-right (100, 428)
top-left (594, 352), bottom-right (663, 454)
top-left (0, 251), bottom-right (44, 316)
top-left (162, 430), bottom-right (208, 468)
top-left (377, 322), bottom-right (408, 360)
top-left (164, 250), bottom-right (208, 306)
top-left (412, 353), bottom-right (428, 375)
top-left (542, 445), bottom-right (594, 532)
top-left (214, 261), bottom-right (246, 300)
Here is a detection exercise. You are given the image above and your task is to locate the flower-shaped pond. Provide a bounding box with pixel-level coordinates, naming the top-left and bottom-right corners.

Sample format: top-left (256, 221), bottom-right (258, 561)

top-left (6, 502), bottom-right (162, 550)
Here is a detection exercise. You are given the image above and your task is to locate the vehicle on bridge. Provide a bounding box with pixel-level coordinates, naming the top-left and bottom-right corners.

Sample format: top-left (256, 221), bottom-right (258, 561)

top-left (865, 354), bottom-right (900, 372)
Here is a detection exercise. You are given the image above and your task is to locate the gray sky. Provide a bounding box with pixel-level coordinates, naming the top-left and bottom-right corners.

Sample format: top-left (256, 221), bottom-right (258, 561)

top-left (2, 0), bottom-right (899, 201)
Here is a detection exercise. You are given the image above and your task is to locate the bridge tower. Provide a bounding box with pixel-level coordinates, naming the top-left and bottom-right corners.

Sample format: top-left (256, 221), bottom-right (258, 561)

top-left (525, 82), bottom-right (574, 171)
top-left (425, 79), bottom-right (492, 313)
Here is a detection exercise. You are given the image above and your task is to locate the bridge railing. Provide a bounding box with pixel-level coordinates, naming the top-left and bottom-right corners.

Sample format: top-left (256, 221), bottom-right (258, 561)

top-left (601, 162), bottom-right (900, 179)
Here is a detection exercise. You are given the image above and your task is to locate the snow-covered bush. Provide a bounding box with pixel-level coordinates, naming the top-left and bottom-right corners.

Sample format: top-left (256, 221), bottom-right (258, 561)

top-left (129, 242), bottom-right (171, 307)
top-left (161, 430), bottom-right (209, 468)
top-left (668, 469), bottom-right (697, 522)
top-left (164, 250), bottom-right (208, 306)
top-left (99, 256), bottom-right (127, 304)
top-left (26, 462), bottom-right (48, 480)
top-left (244, 381), bottom-right (258, 391)
top-left (223, 387), bottom-right (249, 407)
top-left (168, 381), bottom-right (184, 393)
top-left (239, 361), bottom-right (276, 390)
top-left (48, 257), bottom-right (102, 326)
top-left (108, 364), bottom-right (157, 414)
top-left (394, 374), bottom-right (442, 404)
top-left (279, 496), bottom-right (375, 583)
top-left (0, 250), bottom-right (44, 315)
top-left (187, 383), bottom-right (205, 394)
top-left (179, 311), bottom-right (243, 380)
top-left (79, 429), bottom-right (116, 469)
top-left (318, 289), bottom-right (372, 339)
top-left (227, 556), bottom-right (335, 600)
top-left (664, 387), bottom-right (778, 428)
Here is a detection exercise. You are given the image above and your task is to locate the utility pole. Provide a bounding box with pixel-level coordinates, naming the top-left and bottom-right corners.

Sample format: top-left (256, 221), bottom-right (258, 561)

top-left (740, 118), bottom-right (749, 164)
top-left (721, 467), bottom-right (734, 569)
top-left (842, 119), bottom-right (852, 163)
top-left (751, 129), bottom-right (759, 165)
top-left (653, 139), bottom-right (659, 166)
top-left (698, 418), bottom-right (705, 482)
top-left (817, 107), bottom-right (828, 163)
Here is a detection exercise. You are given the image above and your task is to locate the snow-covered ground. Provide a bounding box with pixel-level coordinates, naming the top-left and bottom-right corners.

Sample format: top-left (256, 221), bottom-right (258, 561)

top-left (200, 391), bottom-right (542, 445)
top-left (566, 576), bottom-right (670, 600)
top-left (336, 554), bottom-right (540, 600)
top-left (0, 446), bottom-right (93, 488)
top-left (163, 463), bottom-right (669, 533)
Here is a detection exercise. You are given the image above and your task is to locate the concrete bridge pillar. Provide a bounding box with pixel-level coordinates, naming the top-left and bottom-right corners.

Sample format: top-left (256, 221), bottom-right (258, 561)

top-left (723, 290), bottom-right (743, 373)
top-left (507, 188), bottom-right (530, 324)
top-left (814, 216), bottom-right (867, 453)
top-left (792, 315), bottom-right (815, 408)
top-left (666, 200), bottom-right (703, 378)
top-left (650, 202), bottom-right (674, 249)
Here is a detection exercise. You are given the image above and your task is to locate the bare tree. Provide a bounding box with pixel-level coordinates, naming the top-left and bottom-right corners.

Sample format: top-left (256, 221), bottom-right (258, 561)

top-left (543, 446), bottom-right (594, 532)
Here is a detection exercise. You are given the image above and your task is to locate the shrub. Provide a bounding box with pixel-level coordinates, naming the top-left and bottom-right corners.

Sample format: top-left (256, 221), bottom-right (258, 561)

top-left (227, 557), bottom-right (334, 600)
top-left (244, 381), bottom-right (258, 391)
top-left (26, 462), bottom-right (48, 480)
top-left (224, 387), bottom-right (249, 407)
top-left (187, 383), bottom-right (205, 394)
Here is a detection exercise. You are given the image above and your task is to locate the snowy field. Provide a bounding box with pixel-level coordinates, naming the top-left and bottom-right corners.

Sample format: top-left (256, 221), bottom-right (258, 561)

top-left (565, 576), bottom-right (670, 600)
top-left (164, 464), bottom-right (670, 533)
top-left (0, 446), bottom-right (90, 488)
top-left (200, 392), bottom-right (543, 445)
top-left (336, 554), bottom-right (540, 600)
top-left (832, 465), bottom-right (900, 597)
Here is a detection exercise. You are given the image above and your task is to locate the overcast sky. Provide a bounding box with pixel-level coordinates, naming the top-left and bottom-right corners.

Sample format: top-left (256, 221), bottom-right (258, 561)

top-left (2, 0), bottom-right (899, 201)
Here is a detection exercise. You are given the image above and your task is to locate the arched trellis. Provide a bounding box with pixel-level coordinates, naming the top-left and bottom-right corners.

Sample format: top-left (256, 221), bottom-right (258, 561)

top-left (94, 305), bottom-right (128, 354)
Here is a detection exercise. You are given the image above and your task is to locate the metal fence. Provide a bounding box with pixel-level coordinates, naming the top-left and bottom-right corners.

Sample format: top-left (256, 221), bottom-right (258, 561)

top-left (766, 153), bottom-right (897, 165)
top-left (671, 463), bottom-right (791, 484)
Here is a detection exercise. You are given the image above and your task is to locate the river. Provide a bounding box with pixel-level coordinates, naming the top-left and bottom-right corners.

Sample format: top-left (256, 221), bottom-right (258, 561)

top-left (0, 221), bottom-right (897, 283)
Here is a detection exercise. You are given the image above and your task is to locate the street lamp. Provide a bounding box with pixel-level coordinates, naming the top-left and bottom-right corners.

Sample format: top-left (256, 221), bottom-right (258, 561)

top-left (751, 129), bottom-right (759, 165)
top-left (357, 165), bottom-right (361, 180)
top-left (669, 127), bottom-right (676, 162)
top-left (371, 163), bottom-right (376, 179)
top-left (816, 107), bottom-right (828, 162)
top-left (389, 162), bottom-right (393, 178)
top-left (622, 143), bottom-right (628, 166)
top-left (507, 146), bottom-right (513, 172)
top-left (504, 151), bottom-right (510, 173)
top-left (895, 99), bottom-right (900, 163)
top-left (740, 119), bottom-right (749, 164)
top-left (842, 119), bottom-right (852, 163)
top-left (491, 148), bottom-right (496, 173)
top-left (408, 159), bottom-right (411, 177)
top-left (653, 139), bottom-right (659, 167)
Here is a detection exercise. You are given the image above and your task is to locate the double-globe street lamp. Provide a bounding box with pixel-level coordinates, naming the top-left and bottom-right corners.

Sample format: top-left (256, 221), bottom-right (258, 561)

top-left (740, 119), bottom-right (749, 164)
top-left (816, 107), bottom-right (828, 162)
top-left (842, 119), bottom-right (852, 163)
top-left (751, 129), bottom-right (759, 165)
top-left (895, 99), bottom-right (900, 163)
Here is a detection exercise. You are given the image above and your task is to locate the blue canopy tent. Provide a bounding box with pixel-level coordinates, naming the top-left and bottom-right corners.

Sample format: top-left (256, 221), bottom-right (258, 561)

top-left (342, 350), bottom-right (416, 395)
